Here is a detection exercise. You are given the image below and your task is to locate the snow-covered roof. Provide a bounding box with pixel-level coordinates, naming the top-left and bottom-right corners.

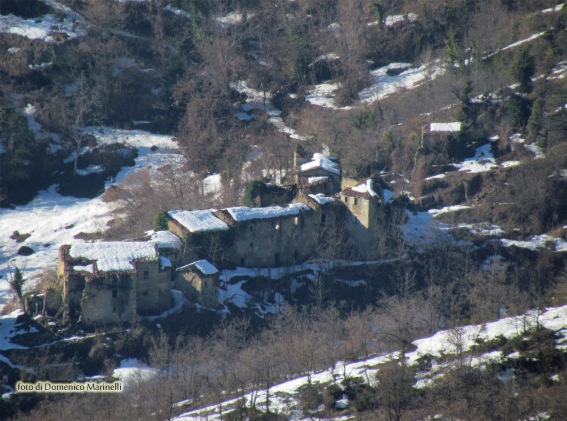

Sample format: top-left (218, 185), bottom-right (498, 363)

top-left (300, 153), bottom-right (341, 176)
top-left (168, 209), bottom-right (229, 233)
top-left (226, 203), bottom-right (309, 222)
top-left (429, 122), bottom-right (462, 133)
top-left (178, 260), bottom-right (219, 276)
top-left (308, 194), bottom-right (336, 205)
top-left (69, 242), bottom-right (158, 272)
top-left (306, 176), bottom-right (329, 185)
top-left (149, 230), bottom-right (182, 250)
top-left (344, 179), bottom-right (380, 198)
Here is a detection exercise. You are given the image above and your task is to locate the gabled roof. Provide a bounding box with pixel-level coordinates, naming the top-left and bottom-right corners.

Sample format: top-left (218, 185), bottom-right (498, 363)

top-left (342, 178), bottom-right (381, 199)
top-left (177, 260), bottom-right (219, 276)
top-left (148, 230), bottom-right (182, 250)
top-left (224, 203), bottom-right (310, 222)
top-left (308, 194), bottom-right (336, 206)
top-left (69, 242), bottom-right (158, 272)
top-left (168, 209), bottom-right (229, 233)
top-left (299, 153), bottom-right (340, 176)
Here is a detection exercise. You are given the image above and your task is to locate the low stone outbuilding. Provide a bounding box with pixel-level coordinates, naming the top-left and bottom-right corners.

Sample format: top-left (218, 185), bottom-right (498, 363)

top-left (175, 260), bottom-right (219, 308)
top-left (422, 122), bottom-right (462, 152)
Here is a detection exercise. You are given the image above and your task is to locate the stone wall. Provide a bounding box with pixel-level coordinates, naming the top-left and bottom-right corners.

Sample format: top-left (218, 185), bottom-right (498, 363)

top-left (175, 270), bottom-right (218, 307)
top-left (224, 212), bottom-right (315, 267)
top-left (340, 193), bottom-right (381, 259)
top-left (81, 273), bottom-right (136, 325)
top-left (136, 261), bottom-right (161, 315)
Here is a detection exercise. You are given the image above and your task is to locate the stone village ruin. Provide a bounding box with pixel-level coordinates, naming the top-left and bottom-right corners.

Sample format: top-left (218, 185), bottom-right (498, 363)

top-left (56, 152), bottom-right (391, 325)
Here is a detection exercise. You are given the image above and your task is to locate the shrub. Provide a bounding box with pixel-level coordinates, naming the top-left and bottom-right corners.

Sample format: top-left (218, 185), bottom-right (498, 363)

top-left (324, 383), bottom-right (343, 410)
top-left (154, 211), bottom-right (169, 231)
top-left (472, 334), bottom-right (508, 352)
top-left (299, 384), bottom-right (324, 414)
top-left (391, 194), bottom-right (410, 208)
top-left (10, 231), bottom-right (31, 243)
top-left (243, 179), bottom-right (268, 207)
top-left (415, 353), bottom-right (435, 371)
top-left (353, 384), bottom-right (379, 412)
top-left (83, 342), bottom-right (107, 376)
top-left (17, 246), bottom-right (34, 256)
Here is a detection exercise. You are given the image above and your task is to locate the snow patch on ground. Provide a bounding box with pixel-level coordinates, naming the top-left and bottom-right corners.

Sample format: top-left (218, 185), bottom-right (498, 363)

top-left (425, 174), bottom-right (446, 181)
top-left (359, 61), bottom-right (445, 104)
top-left (0, 0), bottom-right (87, 42)
top-left (368, 13), bottom-right (419, 27)
top-left (501, 160), bottom-right (521, 168)
top-left (305, 82), bottom-right (351, 110)
top-left (112, 358), bottom-right (158, 390)
top-left (306, 61), bottom-right (445, 109)
top-left (452, 143), bottom-right (497, 173)
top-left (510, 133), bottom-right (545, 159)
top-left (230, 81), bottom-right (309, 141)
top-left (542, 4), bottom-right (565, 14)
top-left (401, 209), bottom-right (450, 246)
top-left (428, 205), bottom-right (472, 218)
top-left (0, 310), bottom-right (29, 351)
top-left (456, 223), bottom-right (504, 237)
top-left (502, 234), bottom-right (567, 252)
top-left (429, 122), bottom-right (461, 132)
top-left (219, 280), bottom-right (252, 309)
top-left (549, 61), bottom-right (567, 79)
top-left (164, 5), bottom-right (191, 19)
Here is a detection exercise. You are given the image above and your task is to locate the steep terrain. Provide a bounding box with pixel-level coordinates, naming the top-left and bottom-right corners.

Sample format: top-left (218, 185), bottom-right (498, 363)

top-left (0, 0), bottom-right (566, 419)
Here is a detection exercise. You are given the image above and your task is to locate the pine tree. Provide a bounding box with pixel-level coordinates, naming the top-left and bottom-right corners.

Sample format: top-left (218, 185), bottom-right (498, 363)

top-left (373, 3), bottom-right (385, 29)
top-left (445, 31), bottom-right (462, 69)
top-left (154, 211), bottom-right (169, 231)
top-left (508, 46), bottom-right (536, 93)
top-left (527, 98), bottom-right (546, 145)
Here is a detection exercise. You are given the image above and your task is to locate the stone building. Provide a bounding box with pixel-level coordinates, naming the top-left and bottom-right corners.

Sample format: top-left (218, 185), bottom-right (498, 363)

top-left (175, 260), bottom-right (219, 308)
top-left (59, 238), bottom-right (176, 326)
top-left (58, 153), bottom-right (392, 324)
top-left (254, 183), bottom-right (295, 207)
top-left (167, 195), bottom-right (347, 269)
top-left (340, 178), bottom-right (384, 259)
top-left (213, 203), bottom-right (314, 267)
top-left (421, 122), bottom-right (462, 152)
top-left (295, 153), bottom-right (342, 197)
top-left (167, 209), bottom-right (231, 265)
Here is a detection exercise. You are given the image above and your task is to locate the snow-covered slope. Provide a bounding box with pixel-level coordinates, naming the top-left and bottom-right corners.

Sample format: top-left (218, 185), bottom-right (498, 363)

top-left (174, 304), bottom-right (567, 420)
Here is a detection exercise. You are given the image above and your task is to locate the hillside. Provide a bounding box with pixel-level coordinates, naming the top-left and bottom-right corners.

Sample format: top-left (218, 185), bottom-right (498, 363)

top-left (173, 304), bottom-right (567, 420)
top-left (0, 0), bottom-right (566, 419)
